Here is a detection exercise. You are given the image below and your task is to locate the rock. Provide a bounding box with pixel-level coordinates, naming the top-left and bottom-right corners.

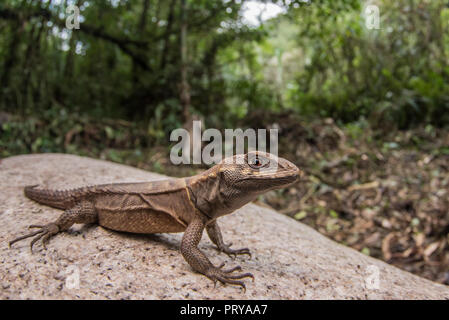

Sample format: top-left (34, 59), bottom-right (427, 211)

top-left (0, 153), bottom-right (448, 299)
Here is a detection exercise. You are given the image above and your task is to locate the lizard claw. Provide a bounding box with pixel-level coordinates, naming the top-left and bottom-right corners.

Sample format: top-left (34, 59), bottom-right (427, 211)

top-left (9, 223), bottom-right (59, 252)
top-left (205, 265), bottom-right (254, 292)
top-left (222, 246), bottom-right (252, 259)
top-left (217, 262), bottom-right (243, 274)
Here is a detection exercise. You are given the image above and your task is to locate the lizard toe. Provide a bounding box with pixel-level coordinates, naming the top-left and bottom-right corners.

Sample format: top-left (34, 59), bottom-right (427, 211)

top-left (9, 223), bottom-right (60, 252)
top-left (205, 266), bottom-right (254, 291)
top-left (217, 262), bottom-right (243, 274)
top-left (223, 247), bottom-right (252, 259)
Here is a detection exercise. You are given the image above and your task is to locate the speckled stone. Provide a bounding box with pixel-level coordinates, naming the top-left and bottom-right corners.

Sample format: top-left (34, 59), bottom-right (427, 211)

top-left (0, 154), bottom-right (448, 300)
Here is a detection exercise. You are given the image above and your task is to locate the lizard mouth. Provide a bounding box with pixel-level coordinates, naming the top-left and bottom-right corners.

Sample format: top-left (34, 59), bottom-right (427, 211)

top-left (238, 168), bottom-right (301, 186)
top-left (262, 171), bottom-right (300, 184)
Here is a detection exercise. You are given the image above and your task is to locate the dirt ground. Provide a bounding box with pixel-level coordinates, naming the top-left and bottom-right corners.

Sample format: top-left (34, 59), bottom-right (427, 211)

top-left (254, 115), bottom-right (449, 285)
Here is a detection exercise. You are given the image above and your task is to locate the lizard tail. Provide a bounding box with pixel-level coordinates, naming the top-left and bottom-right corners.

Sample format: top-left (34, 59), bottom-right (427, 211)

top-left (24, 185), bottom-right (81, 210)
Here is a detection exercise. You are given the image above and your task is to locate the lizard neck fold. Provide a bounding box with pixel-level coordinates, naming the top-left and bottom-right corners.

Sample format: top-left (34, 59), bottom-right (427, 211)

top-left (185, 165), bottom-right (253, 220)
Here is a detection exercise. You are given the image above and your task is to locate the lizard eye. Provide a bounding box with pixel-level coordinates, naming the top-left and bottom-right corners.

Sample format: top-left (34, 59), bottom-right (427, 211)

top-left (248, 156), bottom-right (266, 169)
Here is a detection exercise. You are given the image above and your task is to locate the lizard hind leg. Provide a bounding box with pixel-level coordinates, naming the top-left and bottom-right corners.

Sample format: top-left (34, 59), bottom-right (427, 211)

top-left (9, 201), bottom-right (97, 252)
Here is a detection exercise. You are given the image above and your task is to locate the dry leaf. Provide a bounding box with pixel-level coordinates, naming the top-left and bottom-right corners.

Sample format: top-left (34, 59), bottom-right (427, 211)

top-left (382, 232), bottom-right (398, 261)
top-left (424, 242), bottom-right (440, 258)
top-left (348, 181), bottom-right (379, 192)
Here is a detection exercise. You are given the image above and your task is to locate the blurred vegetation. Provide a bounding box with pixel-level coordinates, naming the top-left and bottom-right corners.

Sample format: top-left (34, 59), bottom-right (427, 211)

top-left (1, 0), bottom-right (449, 144)
top-left (1, 0), bottom-right (449, 284)
top-left (284, 1), bottom-right (449, 128)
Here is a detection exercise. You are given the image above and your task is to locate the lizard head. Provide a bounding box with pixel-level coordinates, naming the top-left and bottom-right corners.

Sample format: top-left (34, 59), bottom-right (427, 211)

top-left (219, 151), bottom-right (302, 195)
top-left (187, 151), bottom-right (302, 218)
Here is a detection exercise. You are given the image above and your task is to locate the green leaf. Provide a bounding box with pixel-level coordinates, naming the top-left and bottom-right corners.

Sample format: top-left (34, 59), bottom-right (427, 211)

top-left (329, 209), bottom-right (339, 218)
top-left (105, 126), bottom-right (115, 139)
top-left (361, 247), bottom-right (370, 256)
top-left (294, 211), bottom-right (307, 220)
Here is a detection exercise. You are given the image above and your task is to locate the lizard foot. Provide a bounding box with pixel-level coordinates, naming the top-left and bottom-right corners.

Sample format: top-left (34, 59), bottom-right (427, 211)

top-left (9, 223), bottom-right (60, 252)
top-left (220, 242), bottom-right (252, 259)
top-left (206, 263), bottom-right (254, 292)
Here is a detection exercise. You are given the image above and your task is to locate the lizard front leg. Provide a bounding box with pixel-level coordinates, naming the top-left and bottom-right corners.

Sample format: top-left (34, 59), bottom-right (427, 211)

top-left (9, 201), bottom-right (97, 252)
top-left (206, 221), bottom-right (251, 258)
top-left (181, 217), bottom-right (254, 290)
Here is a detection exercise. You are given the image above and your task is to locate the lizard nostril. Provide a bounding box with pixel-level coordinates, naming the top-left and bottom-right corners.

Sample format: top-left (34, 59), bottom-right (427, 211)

top-left (285, 160), bottom-right (298, 171)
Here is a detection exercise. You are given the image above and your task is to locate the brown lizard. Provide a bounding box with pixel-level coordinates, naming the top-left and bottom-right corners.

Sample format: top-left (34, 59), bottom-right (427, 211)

top-left (9, 151), bottom-right (301, 290)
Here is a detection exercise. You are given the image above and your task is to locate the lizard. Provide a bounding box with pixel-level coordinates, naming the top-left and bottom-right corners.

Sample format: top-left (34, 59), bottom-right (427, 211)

top-left (9, 151), bottom-right (301, 290)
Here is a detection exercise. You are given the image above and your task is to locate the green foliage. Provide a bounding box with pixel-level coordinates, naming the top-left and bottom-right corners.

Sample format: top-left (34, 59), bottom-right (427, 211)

top-left (283, 0), bottom-right (449, 128)
top-left (0, 0), bottom-right (266, 128)
top-left (0, 107), bottom-right (150, 158)
top-left (0, 0), bottom-right (448, 140)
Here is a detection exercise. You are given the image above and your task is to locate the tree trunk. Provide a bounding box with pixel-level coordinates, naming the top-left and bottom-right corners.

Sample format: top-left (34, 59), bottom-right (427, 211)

top-left (131, 0), bottom-right (151, 85)
top-left (160, 0), bottom-right (177, 70)
top-left (179, 0), bottom-right (190, 125)
top-left (0, 20), bottom-right (24, 111)
top-left (138, 0), bottom-right (150, 32)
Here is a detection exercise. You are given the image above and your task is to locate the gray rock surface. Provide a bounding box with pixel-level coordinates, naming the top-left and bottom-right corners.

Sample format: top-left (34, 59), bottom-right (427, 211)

top-left (0, 153), bottom-right (448, 299)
